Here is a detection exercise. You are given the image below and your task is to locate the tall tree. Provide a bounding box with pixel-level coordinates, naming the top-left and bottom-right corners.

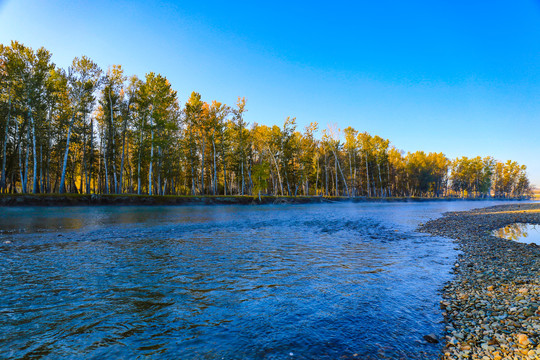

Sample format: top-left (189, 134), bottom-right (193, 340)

top-left (58, 56), bottom-right (101, 193)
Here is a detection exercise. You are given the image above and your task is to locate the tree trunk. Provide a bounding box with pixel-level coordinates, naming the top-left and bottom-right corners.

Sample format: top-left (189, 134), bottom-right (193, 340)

top-left (223, 158), bottom-right (227, 195)
top-left (269, 167), bottom-right (276, 194)
top-left (80, 111), bottom-right (87, 194)
top-left (324, 152), bottom-right (328, 196)
top-left (119, 109), bottom-right (128, 194)
top-left (241, 161), bottom-right (245, 195)
top-left (47, 135), bottom-right (51, 193)
top-left (386, 160), bottom-right (391, 197)
top-left (190, 130), bottom-right (195, 195)
top-left (137, 127), bottom-right (143, 195)
top-left (1, 87), bottom-right (12, 192)
top-left (201, 135), bottom-right (205, 194)
top-left (284, 167), bottom-right (291, 196)
top-left (15, 121), bottom-right (24, 193)
top-left (371, 169), bottom-right (376, 197)
top-left (22, 128), bottom-right (29, 193)
top-left (315, 155), bottom-right (319, 195)
top-left (353, 152), bottom-right (357, 197)
top-left (127, 144), bottom-right (132, 193)
top-left (27, 107), bottom-right (39, 193)
top-left (222, 141), bottom-right (227, 195)
top-left (97, 135), bottom-right (102, 194)
top-left (18, 142), bottom-right (23, 193)
top-left (109, 88), bottom-right (118, 193)
top-left (212, 133), bottom-right (217, 195)
top-left (104, 139), bottom-right (109, 194)
top-left (348, 151), bottom-right (353, 197)
top-left (148, 127), bottom-right (154, 195)
top-left (248, 161), bottom-right (253, 195)
top-left (157, 146), bottom-right (162, 195)
top-left (365, 152), bottom-right (370, 197)
top-left (59, 113), bottom-right (76, 194)
top-left (40, 145), bottom-right (44, 193)
top-left (334, 151), bottom-right (338, 196)
top-left (333, 150), bottom-right (349, 197)
top-left (268, 149), bottom-right (284, 196)
top-left (87, 117), bottom-right (94, 194)
top-left (376, 154), bottom-right (383, 198)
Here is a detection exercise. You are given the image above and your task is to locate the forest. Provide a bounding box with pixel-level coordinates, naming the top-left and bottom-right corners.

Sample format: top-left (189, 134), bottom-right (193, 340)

top-left (0, 41), bottom-right (532, 198)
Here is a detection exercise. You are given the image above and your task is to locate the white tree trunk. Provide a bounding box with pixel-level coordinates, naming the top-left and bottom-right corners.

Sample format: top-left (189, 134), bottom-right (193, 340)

top-left (59, 114), bottom-right (76, 194)
top-left (148, 127), bottom-right (154, 195)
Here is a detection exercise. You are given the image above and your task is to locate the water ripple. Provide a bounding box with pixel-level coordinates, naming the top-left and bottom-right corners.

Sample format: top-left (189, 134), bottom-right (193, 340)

top-left (0, 201), bottom-right (511, 359)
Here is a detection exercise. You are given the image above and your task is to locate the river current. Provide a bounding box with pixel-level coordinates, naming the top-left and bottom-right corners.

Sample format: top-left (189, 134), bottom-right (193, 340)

top-left (0, 201), bottom-right (509, 359)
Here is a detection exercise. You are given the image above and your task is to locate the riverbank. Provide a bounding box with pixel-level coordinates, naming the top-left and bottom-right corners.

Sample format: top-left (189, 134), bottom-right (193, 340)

top-left (0, 194), bottom-right (531, 206)
top-left (419, 203), bottom-right (540, 359)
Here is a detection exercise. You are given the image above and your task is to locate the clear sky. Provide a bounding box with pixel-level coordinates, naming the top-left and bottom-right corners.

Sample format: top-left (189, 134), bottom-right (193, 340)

top-left (1, 0), bottom-right (539, 186)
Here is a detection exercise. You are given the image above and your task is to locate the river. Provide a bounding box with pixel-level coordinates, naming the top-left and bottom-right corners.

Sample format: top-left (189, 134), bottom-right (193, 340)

top-left (0, 201), bottom-right (510, 359)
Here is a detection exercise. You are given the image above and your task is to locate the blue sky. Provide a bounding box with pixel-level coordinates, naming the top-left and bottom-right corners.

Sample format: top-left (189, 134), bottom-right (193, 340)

top-left (1, 0), bottom-right (539, 186)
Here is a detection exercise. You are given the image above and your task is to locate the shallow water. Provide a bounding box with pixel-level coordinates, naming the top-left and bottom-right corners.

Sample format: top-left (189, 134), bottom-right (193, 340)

top-left (0, 201), bottom-right (511, 359)
top-left (493, 223), bottom-right (540, 245)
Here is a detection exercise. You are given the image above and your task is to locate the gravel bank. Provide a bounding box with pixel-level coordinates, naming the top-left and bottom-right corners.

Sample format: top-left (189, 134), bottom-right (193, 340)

top-left (419, 203), bottom-right (540, 360)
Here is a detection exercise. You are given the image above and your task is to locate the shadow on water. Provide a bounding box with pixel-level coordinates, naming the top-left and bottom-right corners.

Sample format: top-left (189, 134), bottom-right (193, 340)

top-left (0, 201), bottom-right (516, 359)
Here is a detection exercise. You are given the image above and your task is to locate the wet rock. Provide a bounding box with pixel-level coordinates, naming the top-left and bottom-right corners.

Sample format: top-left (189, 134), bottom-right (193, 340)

top-left (423, 334), bottom-right (439, 343)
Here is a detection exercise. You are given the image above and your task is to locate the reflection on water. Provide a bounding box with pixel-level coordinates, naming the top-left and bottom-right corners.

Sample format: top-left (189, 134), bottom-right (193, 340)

top-left (493, 223), bottom-right (540, 244)
top-left (0, 201), bottom-right (514, 359)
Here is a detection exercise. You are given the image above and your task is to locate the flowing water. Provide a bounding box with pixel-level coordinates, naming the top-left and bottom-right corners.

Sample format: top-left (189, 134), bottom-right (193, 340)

top-left (0, 201), bottom-right (510, 359)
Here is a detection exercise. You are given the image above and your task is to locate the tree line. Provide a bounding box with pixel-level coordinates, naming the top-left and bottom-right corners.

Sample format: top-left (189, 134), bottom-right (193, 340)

top-left (0, 41), bottom-right (532, 198)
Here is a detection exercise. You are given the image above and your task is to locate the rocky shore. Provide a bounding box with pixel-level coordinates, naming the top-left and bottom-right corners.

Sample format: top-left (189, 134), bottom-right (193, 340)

top-left (419, 203), bottom-right (540, 359)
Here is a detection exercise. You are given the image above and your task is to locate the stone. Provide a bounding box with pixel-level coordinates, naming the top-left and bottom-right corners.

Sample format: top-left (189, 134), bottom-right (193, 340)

top-left (517, 334), bottom-right (530, 346)
top-left (423, 334), bottom-right (439, 344)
